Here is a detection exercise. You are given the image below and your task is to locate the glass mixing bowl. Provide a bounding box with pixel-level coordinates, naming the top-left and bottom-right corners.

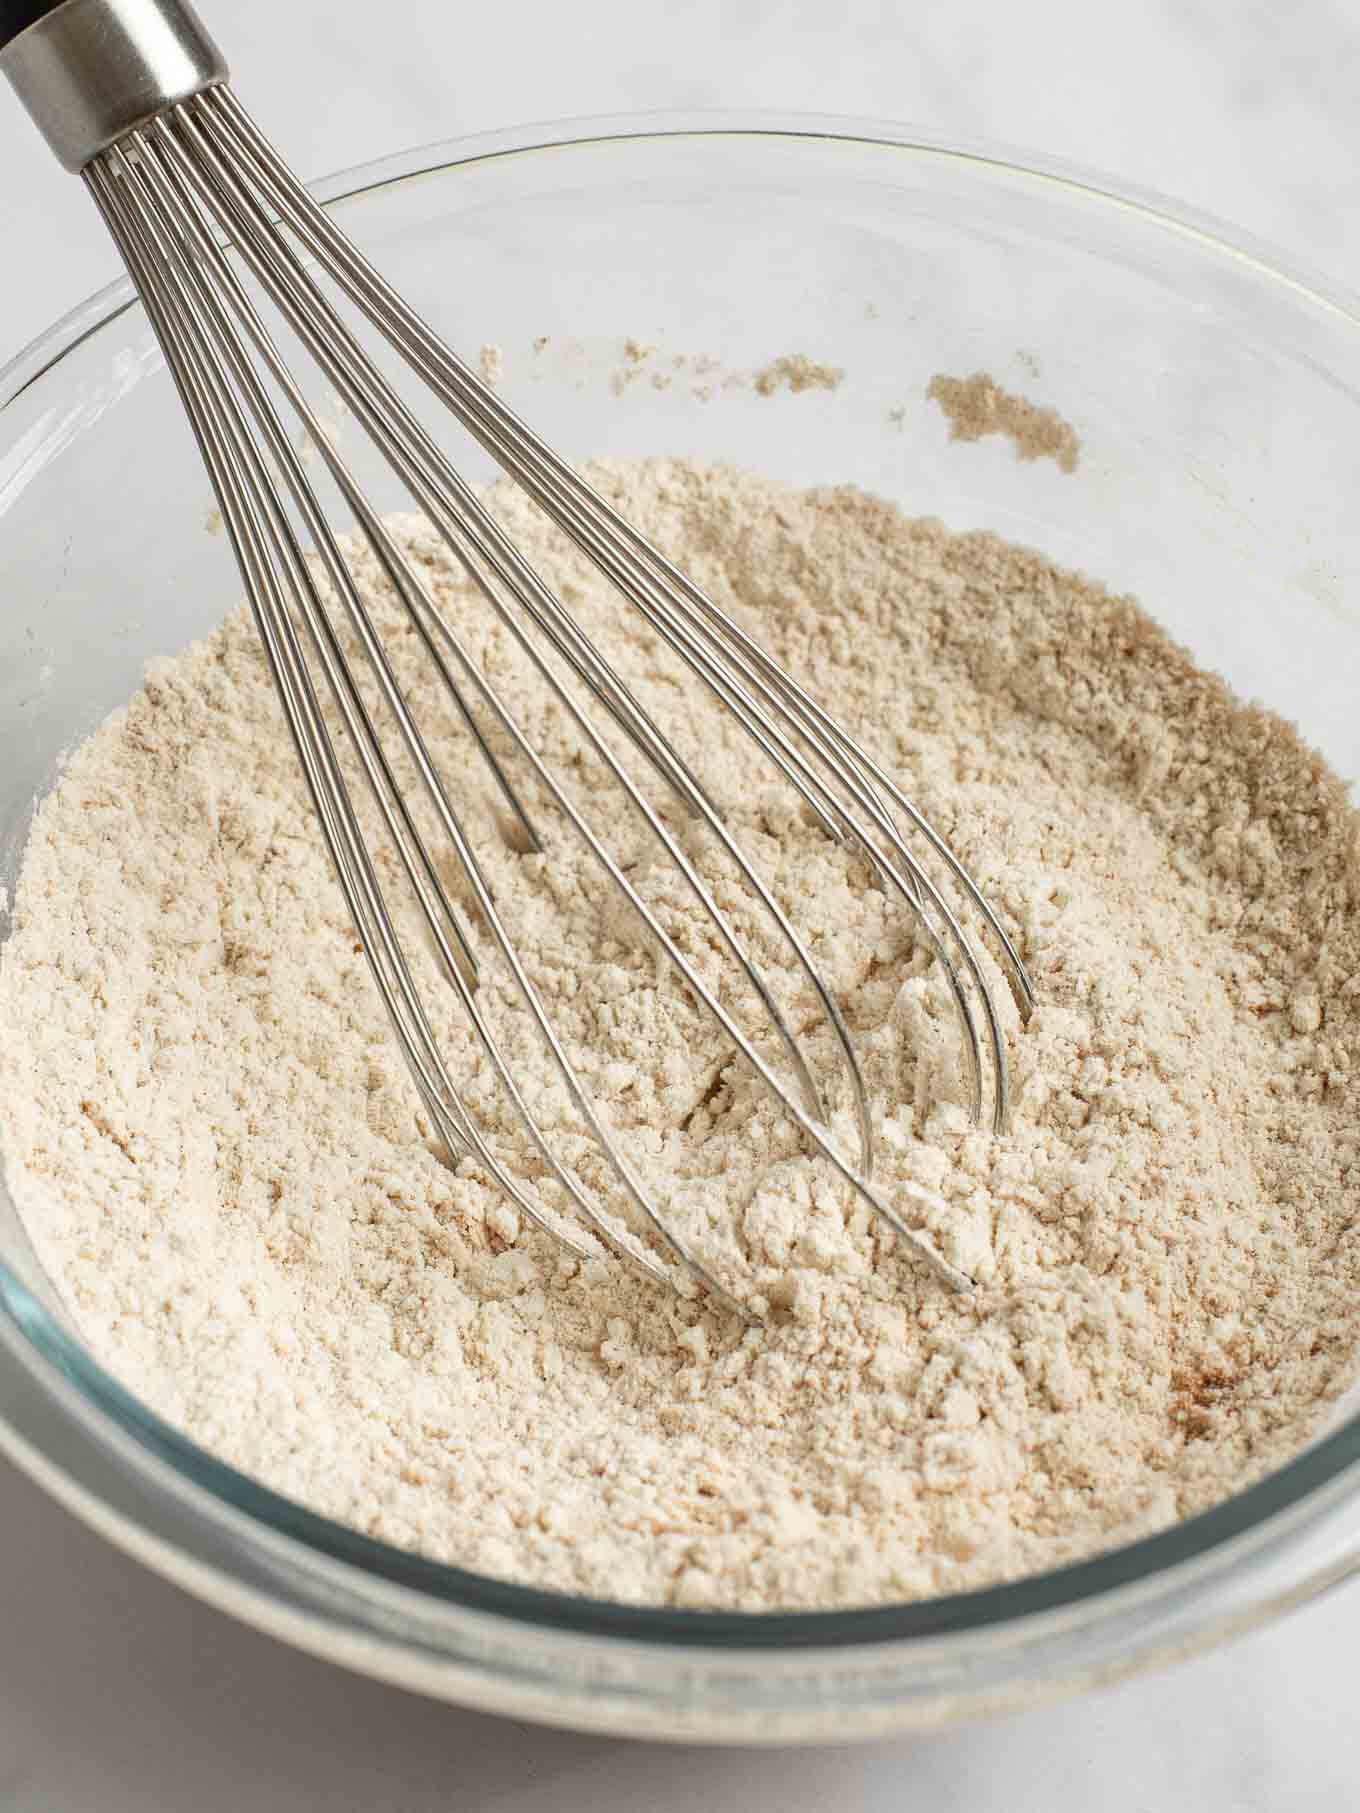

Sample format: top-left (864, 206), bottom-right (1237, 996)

top-left (2, 111), bottom-right (1359, 1744)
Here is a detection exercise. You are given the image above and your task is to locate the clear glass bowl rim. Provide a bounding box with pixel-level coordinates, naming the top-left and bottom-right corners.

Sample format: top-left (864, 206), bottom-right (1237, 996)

top-left (2, 105), bottom-right (1359, 1659)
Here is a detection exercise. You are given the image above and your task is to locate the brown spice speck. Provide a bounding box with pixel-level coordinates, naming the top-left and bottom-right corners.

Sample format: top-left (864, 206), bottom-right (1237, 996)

top-left (1170, 1365), bottom-right (1240, 1441)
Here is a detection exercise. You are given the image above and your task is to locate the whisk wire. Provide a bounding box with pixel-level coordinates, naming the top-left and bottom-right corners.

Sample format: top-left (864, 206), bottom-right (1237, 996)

top-left (93, 129), bottom-right (792, 1311)
top-left (86, 154), bottom-right (491, 1180)
top-left (201, 87), bottom-right (1028, 1136)
top-left (91, 137), bottom-right (746, 1308)
top-left (66, 68), bottom-right (1036, 1308)
top-left (152, 97), bottom-right (862, 1173)
top-left (202, 100), bottom-right (993, 1284)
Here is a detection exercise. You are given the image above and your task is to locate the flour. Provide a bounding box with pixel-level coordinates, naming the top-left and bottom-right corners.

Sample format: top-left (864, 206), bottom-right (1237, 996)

top-left (600, 343), bottom-right (842, 404)
top-left (476, 343), bottom-right (504, 390)
top-left (928, 370), bottom-right (1081, 472)
top-left (752, 353), bottom-right (844, 396)
top-left (1, 459), bottom-right (1358, 1610)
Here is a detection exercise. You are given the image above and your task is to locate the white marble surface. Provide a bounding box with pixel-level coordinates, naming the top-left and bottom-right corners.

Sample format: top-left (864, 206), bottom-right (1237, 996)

top-left (2, 0), bottom-right (1360, 1807)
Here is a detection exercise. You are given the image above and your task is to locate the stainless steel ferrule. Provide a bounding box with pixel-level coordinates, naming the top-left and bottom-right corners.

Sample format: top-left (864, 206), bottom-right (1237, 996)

top-left (0, 0), bottom-right (227, 170)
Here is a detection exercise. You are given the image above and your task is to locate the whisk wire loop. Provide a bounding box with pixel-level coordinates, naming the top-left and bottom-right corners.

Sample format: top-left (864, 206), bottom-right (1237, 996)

top-left (202, 88), bottom-right (1030, 1135)
top-left (66, 73), bottom-right (1037, 1308)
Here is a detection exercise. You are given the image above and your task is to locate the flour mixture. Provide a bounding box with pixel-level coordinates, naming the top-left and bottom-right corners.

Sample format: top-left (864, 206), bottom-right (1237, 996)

top-left (2, 458), bottom-right (1357, 1609)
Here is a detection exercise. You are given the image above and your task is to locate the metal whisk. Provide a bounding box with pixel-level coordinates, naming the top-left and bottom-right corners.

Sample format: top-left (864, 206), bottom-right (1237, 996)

top-left (3, 0), bottom-right (1034, 1312)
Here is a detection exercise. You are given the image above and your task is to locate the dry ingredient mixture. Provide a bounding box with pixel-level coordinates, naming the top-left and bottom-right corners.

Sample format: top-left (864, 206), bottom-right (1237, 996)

top-left (2, 458), bottom-right (1358, 1610)
top-left (534, 336), bottom-right (846, 404)
top-left (477, 343), bottom-right (504, 390)
top-left (928, 370), bottom-right (1082, 473)
top-left (752, 353), bottom-right (845, 396)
